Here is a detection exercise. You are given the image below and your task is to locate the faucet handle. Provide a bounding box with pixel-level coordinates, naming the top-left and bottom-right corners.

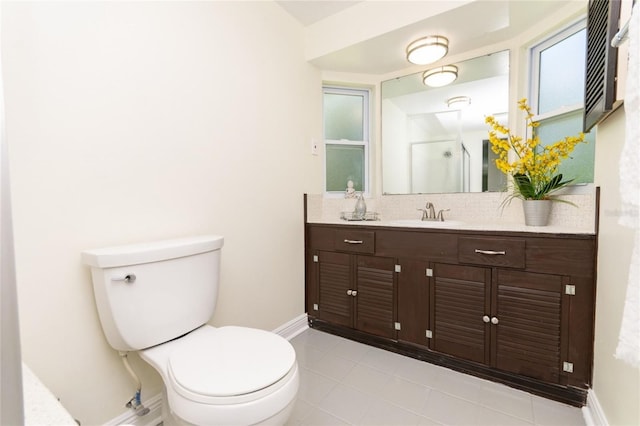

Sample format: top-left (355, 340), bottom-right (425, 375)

top-left (417, 208), bottom-right (428, 220)
top-left (436, 209), bottom-right (450, 221)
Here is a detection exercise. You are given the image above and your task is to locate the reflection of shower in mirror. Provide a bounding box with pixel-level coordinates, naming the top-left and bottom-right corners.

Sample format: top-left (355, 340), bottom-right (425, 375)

top-left (410, 140), bottom-right (470, 193)
top-left (381, 50), bottom-right (509, 194)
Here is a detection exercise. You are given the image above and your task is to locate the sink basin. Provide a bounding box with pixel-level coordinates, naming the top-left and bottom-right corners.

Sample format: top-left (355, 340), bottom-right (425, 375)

top-left (390, 219), bottom-right (465, 228)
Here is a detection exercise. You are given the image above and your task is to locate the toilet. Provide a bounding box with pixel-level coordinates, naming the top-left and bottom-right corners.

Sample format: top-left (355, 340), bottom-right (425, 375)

top-left (81, 235), bottom-right (299, 426)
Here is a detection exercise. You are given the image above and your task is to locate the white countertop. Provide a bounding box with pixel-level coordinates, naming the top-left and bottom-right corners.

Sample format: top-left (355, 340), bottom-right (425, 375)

top-left (22, 363), bottom-right (77, 426)
top-left (307, 218), bottom-right (596, 235)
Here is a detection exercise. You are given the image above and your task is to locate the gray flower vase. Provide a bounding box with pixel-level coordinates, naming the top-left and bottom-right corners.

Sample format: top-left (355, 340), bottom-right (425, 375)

top-left (522, 199), bottom-right (552, 226)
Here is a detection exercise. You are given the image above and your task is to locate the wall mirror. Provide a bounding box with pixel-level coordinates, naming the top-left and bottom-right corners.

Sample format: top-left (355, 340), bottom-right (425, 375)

top-left (382, 50), bottom-right (509, 194)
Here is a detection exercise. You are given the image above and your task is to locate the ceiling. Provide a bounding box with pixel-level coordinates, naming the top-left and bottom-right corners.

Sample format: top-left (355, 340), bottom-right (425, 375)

top-left (276, 1), bottom-right (361, 26)
top-left (276, 1), bottom-right (578, 75)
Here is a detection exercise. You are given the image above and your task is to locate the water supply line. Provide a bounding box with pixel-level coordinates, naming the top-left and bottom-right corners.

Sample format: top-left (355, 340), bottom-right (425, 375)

top-left (119, 351), bottom-right (151, 416)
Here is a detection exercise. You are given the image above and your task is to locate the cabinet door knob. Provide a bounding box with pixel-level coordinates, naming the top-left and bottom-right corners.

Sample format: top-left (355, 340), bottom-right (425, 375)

top-left (482, 315), bottom-right (490, 323)
top-left (347, 289), bottom-right (353, 296)
top-left (491, 317), bottom-right (499, 325)
top-left (351, 290), bottom-right (358, 296)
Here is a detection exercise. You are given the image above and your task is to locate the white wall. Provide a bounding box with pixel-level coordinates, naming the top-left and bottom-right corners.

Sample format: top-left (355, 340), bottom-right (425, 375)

top-left (0, 16), bottom-right (24, 420)
top-left (593, 106), bottom-right (640, 426)
top-left (1, 1), bottom-right (322, 424)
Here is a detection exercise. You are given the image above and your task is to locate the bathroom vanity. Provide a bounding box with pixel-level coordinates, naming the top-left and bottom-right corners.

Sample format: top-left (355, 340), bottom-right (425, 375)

top-left (304, 195), bottom-right (598, 407)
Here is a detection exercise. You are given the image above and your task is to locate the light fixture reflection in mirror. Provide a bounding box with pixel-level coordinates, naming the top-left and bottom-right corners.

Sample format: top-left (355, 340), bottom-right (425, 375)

top-left (447, 96), bottom-right (471, 109)
top-left (423, 65), bottom-right (458, 87)
top-left (381, 50), bottom-right (509, 195)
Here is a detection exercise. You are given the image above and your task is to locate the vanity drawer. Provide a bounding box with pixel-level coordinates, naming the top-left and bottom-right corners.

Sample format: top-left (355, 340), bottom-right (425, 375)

top-left (458, 237), bottom-right (525, 268)
top-left (334, 229), bottom-right (375, 254)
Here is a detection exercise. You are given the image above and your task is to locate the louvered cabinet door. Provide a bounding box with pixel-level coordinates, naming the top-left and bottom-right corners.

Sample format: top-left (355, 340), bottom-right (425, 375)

top-left (492, 269), bottom-right (566, 384)
top-left (354, 255), bottom-right (396, 339)
top-left (431, 263), bottom-right (491, 364)
top-left (316, 251), bottom-right (353, 328)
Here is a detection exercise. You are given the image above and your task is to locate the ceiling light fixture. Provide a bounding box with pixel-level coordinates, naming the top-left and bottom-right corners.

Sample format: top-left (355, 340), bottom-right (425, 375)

top-left (406, 36), bottom-right (449, 65)
top-left (447, 96), bottom-right (471, 109)
top-left (423, 65), bottom-right (458, 87)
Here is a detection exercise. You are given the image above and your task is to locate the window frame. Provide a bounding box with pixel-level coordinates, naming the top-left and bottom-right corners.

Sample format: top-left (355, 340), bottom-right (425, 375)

top-left (527, 18), bottom-right (596, 190)
top-left (322, 86), bottom-right (371, 197)
top-left (529, 18), bottom-right (587, 120)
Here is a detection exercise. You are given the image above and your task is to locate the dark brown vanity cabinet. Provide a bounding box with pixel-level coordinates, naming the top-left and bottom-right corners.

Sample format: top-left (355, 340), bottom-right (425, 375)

top-left (305, 223), bottom-right (597, 406)
top-left (430, 264), bottom-right (568, 385)
top-left (307, 227), bottom-right (397, 340)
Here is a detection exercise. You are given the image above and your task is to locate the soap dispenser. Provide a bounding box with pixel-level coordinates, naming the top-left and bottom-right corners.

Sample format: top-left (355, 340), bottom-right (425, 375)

top-left (354, 192), bottom-right (367, 220)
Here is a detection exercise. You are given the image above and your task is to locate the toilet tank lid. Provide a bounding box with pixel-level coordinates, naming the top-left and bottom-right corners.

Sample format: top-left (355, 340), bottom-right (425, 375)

top-left (81, 235), bottom-right (224, 268)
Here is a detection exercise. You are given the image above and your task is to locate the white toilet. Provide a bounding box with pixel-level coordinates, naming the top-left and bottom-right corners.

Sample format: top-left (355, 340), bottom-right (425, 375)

top-left (81, 235), bottom-right (299, 426)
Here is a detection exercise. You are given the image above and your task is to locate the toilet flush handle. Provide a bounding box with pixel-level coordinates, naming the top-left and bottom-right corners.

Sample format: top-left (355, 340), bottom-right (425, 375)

top-left (111, 274), bottom-right (136, 284)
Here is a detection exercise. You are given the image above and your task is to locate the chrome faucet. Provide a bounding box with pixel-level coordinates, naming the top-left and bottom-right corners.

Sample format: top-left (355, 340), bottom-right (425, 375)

top-left (418, 202), bottom-right (449, 221)
top-left (418, 202), bottom-right (437, 221)
top-left (425, 202), bottom-right (436, 220)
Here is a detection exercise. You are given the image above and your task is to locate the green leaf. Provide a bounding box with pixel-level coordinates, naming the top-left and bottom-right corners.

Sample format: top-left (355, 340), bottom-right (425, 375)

top-left (513, 174), bottom-right (536, 199)
top-left (542, 174), bottom-right (574, 196)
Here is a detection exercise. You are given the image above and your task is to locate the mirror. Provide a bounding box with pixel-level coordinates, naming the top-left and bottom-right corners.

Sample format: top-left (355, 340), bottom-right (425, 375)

top-left (382, 50), bottom-right (509, 194)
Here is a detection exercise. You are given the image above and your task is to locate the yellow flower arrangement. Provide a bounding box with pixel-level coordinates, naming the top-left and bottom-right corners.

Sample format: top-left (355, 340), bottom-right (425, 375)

top-left (485, 98), bottom-right (586, 202)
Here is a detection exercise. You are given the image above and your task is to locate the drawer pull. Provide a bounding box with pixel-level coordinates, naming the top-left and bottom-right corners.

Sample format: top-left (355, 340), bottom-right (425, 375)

top-left (474, 249), bottom-right (506, 256)
top-left (344, 239), bottom-right (364, 244)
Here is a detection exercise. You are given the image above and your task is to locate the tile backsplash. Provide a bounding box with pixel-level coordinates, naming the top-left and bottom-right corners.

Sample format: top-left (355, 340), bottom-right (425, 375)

top-left (306, 186), bottom-right (597, 234)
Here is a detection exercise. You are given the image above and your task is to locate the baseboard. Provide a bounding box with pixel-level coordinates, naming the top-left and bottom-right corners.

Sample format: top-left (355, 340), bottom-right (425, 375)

top-left (104, 315), bottom-right (308, 425)
top-left (582, 389), bottom-right (609, 426)
top-left (103, 393), bottom-right (162, 426)
top-left (272, 313), bottom-right (309, 340)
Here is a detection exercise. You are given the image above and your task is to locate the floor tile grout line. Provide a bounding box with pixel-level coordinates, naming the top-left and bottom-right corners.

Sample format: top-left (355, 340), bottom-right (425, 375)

top-left (300, 344), bottom-right (528, 424)
top-left (476, 403), bottom-right (537, 425)
top-left (295, 330), bottom-right (585, 426)
top-left (301, 353), bottom-right (435, 423)
top-left (305, 355), bottom-right (443, 422)
top-left (300, 391), bottom-right (441, 426)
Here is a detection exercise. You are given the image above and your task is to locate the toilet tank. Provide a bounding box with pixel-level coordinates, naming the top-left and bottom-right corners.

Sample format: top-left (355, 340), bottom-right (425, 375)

top-left (82, 235), bottom-right (224, 352)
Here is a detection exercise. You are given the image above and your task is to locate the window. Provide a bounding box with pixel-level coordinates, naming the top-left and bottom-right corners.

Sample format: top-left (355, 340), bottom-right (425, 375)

top-left (323, 86), bottom-right (370, 194)
top-left (530, 21), bottom-right (595, 184)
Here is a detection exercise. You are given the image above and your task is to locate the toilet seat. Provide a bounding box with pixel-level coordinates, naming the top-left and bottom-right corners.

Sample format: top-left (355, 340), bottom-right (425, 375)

top-left (167, 326), bottom-right (297, 405)
top-left (140, 325), bottom-right (300, 425)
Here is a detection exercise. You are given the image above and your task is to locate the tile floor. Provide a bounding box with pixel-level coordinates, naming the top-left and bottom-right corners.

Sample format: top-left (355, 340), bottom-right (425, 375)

top-left (286, 328), bottom-right (586, 426)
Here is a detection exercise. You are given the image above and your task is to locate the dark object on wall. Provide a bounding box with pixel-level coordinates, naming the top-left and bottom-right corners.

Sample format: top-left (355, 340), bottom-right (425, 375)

top-left (584, 0), bottom-right (621, 132)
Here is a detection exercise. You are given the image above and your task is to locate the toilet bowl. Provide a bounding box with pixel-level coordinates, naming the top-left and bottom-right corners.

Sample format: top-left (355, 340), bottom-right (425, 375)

top-left (141, 325), bottom-right (299, 426)
top-left (81, 235), bottom-right (299, 425)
